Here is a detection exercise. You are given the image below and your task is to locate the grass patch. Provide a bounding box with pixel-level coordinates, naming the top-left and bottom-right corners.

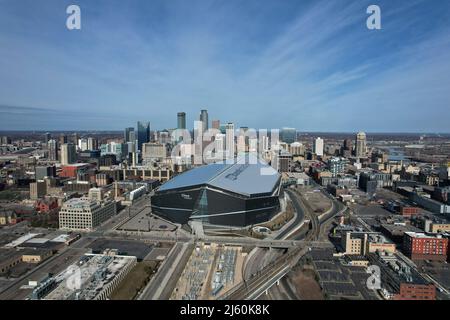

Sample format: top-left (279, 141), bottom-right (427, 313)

top-left (110, 261), bottom-right (159, 300)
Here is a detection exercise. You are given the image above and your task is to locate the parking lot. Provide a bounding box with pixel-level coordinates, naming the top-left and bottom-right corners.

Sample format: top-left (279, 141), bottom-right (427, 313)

top-left (117, 207), bottom-right (177, 232)
top-left (309, 248), bottom-right (379, 300)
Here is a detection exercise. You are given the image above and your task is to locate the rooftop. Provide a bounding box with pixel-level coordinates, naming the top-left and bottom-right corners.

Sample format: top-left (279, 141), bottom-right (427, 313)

top-left (405, 232), bottom-right (446, 239)
top-left (158, 155), bottom-right (280, 196)
top-left (44, 253), bottom-right (136, 300)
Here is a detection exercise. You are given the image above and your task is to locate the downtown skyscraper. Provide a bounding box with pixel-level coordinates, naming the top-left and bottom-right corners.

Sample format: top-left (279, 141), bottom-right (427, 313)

top-left (61, 143), bottom-right (76, 165)
top-left (200, 109), bottom-right (209, 132)
top-left (47, 139), bottom-right (58, 161)
top-left (355, 132), bottom-right (367, 158)
top-left (137, 121), bottom-right (150, 152)
top-left (225, 122), bottom-right (235, 159)
top-left (177, 112), bottom-right (186, 130)
top-left (124, 127), bottom-right (135, 143)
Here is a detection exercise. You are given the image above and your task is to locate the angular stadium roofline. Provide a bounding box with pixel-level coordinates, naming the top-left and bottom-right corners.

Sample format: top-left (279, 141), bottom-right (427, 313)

top-left (156, 154), bottom-right (280, 197)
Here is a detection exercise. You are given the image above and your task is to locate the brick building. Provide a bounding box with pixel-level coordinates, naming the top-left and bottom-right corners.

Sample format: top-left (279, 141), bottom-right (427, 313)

top-left (403, 232), bottom-right (448, 261)
top-left (35, 198), bottom-right (59, 213)
top-left (394, 283), bottom-right (436, 300)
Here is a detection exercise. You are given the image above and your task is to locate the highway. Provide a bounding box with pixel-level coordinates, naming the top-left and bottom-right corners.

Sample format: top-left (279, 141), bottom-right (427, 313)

top-left (221, 247), bottom-right (309, 300)
top-left (138, 241), bottom-right (194, 300)
top-left (261, 184), bottom-right (346, 300)
top-left (275, 191), bottom-right (306, 240)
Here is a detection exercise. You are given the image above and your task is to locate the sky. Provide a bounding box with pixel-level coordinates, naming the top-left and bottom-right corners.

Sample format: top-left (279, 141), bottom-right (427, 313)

top-left (0, 0), bottom-right (449, 132)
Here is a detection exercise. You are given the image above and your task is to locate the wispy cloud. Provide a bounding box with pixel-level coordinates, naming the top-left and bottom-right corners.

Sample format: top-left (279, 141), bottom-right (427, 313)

top-left (0, 0), bottom-right (449, 131)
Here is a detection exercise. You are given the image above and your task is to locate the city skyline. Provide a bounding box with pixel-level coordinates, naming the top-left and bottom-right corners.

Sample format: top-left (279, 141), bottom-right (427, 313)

top-left (0, 0), bottom-right (450, 132)
top-left (2, 0), bottom-right (450, 305)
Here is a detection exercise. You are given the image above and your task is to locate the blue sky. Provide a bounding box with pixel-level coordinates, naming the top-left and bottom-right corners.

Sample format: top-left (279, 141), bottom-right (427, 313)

top-left (0, 0), bottom-right (449, 132)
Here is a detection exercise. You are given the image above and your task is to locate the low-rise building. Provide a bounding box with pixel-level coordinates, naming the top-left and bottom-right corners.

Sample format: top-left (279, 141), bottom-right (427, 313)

top-left (0, 210), bottom-right (17, 225)
top-left (410, 215), bottom-right (450, 234)
top-left (60, 163), bottom-right (91, 178)
top-left (35, 198), bottom-right (59, 213)
top-left (59, 197), bottom-right (117, 231)
top-left (394, 283), bottom-right (436, 300)
top-left (411, 192), bottom-right (450, 215)
top-left (342, 231), bottom-right (396, 255)
top-left (0, 249), bottom-right (22, 274)
top-left (21, 249), bottom-right (53, 264)
top-left (403, 232), bottom-right (448, 261)
top-left (43, 252), bottom-right (137, 300)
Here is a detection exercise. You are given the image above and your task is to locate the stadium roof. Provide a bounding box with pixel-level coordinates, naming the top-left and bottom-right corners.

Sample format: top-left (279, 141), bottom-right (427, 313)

top-left (157, 155), bottom-right (280, 196)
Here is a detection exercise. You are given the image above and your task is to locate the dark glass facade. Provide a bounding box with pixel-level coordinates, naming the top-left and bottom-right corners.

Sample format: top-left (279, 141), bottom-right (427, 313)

top-left (151, 182), bottom-right (281, 227)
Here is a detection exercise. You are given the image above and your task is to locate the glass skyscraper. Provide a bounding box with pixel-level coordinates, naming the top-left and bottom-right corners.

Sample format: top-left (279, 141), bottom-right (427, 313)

top-left (137, 121), bottom-right (150, 151)
top-left (200, 109), bottom-right (208, 131)
top-left (280, 127), bottom-right (297, 144)
top-left (124, 127), bottom-right (135, 143)
top-left (177, 112), bottom-right (186, 129)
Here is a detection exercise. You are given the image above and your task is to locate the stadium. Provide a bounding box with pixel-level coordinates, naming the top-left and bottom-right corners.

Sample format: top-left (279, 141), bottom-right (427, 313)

top-left (151, 156), bottom-right (282, 227)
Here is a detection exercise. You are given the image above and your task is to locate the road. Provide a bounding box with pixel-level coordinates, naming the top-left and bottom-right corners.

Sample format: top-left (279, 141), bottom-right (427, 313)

top-left (275, 191), bottom-right (306, 240)
top-left (222, 247), bottom-right (308, 300)
top-left (138, 242), bottom-right (194, 300)
top-left (264, 183), bottom-right (345, 300)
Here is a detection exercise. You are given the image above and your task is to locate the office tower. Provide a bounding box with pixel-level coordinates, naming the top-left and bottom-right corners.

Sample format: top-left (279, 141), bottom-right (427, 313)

top-left (44, 132), bottom-right (51, 144)
top-left (0, 136), bottom-right (11, 144)
top-left (249, 137), bottom-right (258, 153)
top-left (100, 142), bottom-right (128, 161)
top-left (355, 131), bottom-right (367, 158)
top-left (99, 154), bottom-right (117, 167)
top-left (341, 139), bottom-right (353, 157)
top-left (142, 142), bottom-right (166, 162)
top-left (199, 109), bottom-right (209, 132)
top-left (59, 134), bottom-right (68, 146)
top-left (35, 166), bottom-right (56, 180)
top-left (137, 121), bottom-right (150, 152)
top-left (194, 120), bottom-right (203, 164)
top-left (278, 151), bottom-right (293, 173)
top-left (225, 123), bottom-right (235, 159)
top-left (177, 112), bottom-right (186, 129)
top-left (290, 142), bottom-right (304, 156)
top-left (261, 135), bottom-right (270, 152)
top-left (215, 133), bottom-right (225, 157)
top-left (343, 139), bottom-right (352, 151)
top-left (47, 139), bottom-right (58, 161)
top-left (124, 127), bottom-right (135, 143)
top-left (159, 130), bottom-right (171, 144)
top-left (71, 133), bottom-right (79, 144)
top-left (175, 113), bottom-right (187, 144)
top-left (237, 127), bottom-right (249, 154)
top-left (59, 198), bottom-right (117, 231)
top-left (87, 137), bottom-right (98, 150)
top-left (61, 143), bottom-right (77, 165)
top-left (313, 137), bottom-right (324, 157)
top-left (30, 181), bottom-right (47, 200)
top-left (212, 120), bottom-right (220, 130)
top-left (78, 138), bottom-right (88, 151)
top-left (280, 128), bottom-right (296, 144)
